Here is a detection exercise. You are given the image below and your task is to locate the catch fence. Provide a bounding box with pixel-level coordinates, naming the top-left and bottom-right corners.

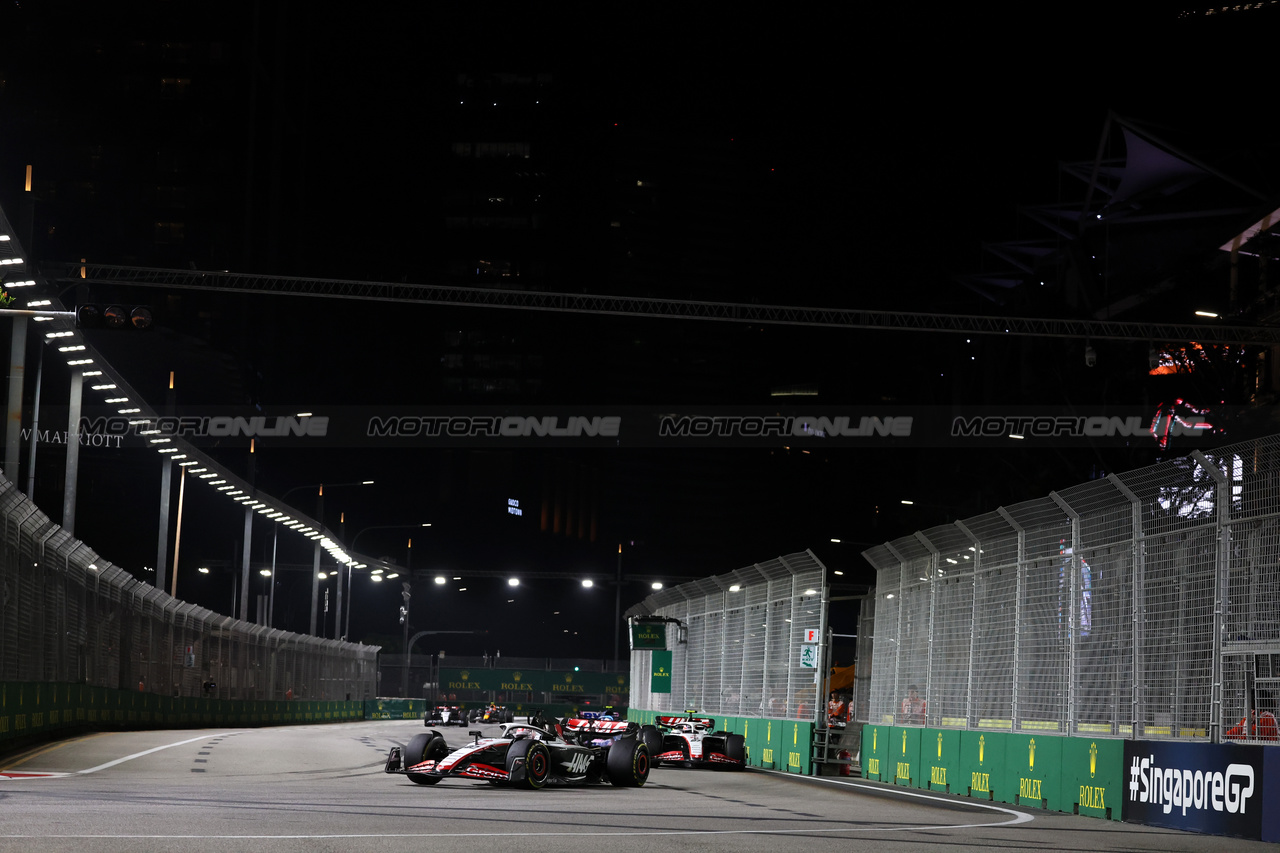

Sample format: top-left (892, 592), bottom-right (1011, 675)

top-left (626, 550), bottom-right (827, 720)
top-left (0, 474), bottom-right (378, 701)
top-left (861, 436), bottom-right (1280, 743)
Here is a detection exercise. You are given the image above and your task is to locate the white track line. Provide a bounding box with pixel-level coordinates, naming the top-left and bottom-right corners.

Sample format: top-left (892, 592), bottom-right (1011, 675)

top-left (74, 731), bottom-right (247, 775)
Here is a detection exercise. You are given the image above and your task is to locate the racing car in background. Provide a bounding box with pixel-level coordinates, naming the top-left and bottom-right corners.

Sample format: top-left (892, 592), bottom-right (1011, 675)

top-left (385, 717), bottom-right (662, 788)
top-left (468, 704), bottom-right (515, 724)
top-left (424, 705), bottom-right (466, 726)
top-left (654, 715), bottom-right (746, 769)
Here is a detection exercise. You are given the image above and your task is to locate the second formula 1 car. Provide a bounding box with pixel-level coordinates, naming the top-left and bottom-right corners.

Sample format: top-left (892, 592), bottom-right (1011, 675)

top-left (385, 718), bottom-right (662, 789)
top-left (424, 705), bottom-right (466, 726)
top-left (654, 715), bottom-right (746, 769)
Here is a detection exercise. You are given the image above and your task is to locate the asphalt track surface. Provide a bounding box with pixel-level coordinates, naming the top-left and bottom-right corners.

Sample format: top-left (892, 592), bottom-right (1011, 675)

top-left (0, 721), bottom-right (1272, 853)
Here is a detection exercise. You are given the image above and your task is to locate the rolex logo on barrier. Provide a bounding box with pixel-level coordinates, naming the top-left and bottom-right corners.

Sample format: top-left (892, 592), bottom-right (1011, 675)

top-left (902, 729), bottom-right (907, 754)
top-left (937, 732), bottom-right (943, 759)
top-left (979, 735), bottom-right (985, 764)
top-left (513, 672), bottom-right (521, 682)
top-left (1029, 738), bottom-right (1036, 771)
top-left (460, 670), bottom-right (470, 680)
top-left (1090, 742), bottom-right (1097, 778)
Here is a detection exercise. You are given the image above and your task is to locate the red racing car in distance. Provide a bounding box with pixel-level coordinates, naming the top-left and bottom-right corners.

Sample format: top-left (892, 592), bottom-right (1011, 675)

top-left (655, 715), bottom-right (746, 769)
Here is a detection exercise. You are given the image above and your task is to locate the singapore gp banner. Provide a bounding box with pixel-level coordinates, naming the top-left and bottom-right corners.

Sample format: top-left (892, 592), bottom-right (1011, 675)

top-left (39, 404), bottom-right (1251, 448)
top-left (1122, 739), bottom-right (1276, 842)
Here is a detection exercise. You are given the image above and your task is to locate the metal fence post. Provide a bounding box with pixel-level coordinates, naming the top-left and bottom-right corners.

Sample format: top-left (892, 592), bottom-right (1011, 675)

top-left (998, 507), bottom-right (1024, 729)
top-left (955, 520), bottom-right (980, 729)
top-left (1192, 449), bottom-right (1229, 743)
top-left (1050, 491), bottom-right (1081, 736)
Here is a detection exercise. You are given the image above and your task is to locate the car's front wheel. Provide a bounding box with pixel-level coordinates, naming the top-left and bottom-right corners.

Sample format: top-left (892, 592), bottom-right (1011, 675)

top-left (404, 733), bottom-right (448, 785)
top-left (506, 738), bottom-right (551, 789)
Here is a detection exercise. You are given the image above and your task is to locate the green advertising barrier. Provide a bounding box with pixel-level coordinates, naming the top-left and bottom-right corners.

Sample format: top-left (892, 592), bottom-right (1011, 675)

top-left (860, 722), bottom-right (891, 782)
top-left (960, 729), bottom-right (1008, 801)
top-left (743, 717), bottom-right (766, 768)
top-left (1005, 733), bottom-right (1063, 811)
top-left (890, 726), bottom-right (923, 788)
top-left (365, 698), bottom-right (427, 720)
top-left (921, 727), bottom-right (962, 792)
top-left (782, 721), bottom-right (811, 774)
top-left (1065, 736), bottom-right (1123, 821)
top-left (437, 668), bottom-right (630, 700)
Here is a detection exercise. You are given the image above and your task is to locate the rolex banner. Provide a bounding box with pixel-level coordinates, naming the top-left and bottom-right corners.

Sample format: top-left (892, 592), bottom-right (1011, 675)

top-left (650, 650), bottom-right (672, 694)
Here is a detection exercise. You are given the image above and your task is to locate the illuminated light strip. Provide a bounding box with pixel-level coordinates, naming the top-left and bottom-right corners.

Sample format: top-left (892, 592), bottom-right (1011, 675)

top-left (67, 359), bottom-right (94, 365)
top-left (46, 331), bottom-right (74, 339)
top-left (117, 408), bottom-right (140, 414)
top-left (104, 397), bottom-right (129, 403)
top-left (91, 385), bottom-right (117, 391)
top-left (82, 371), bottom-right (102, 377)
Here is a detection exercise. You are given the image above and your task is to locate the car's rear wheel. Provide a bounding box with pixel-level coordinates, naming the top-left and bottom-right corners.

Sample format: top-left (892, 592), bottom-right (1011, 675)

top-left (640, 725), bottom-right (662, 762)
top-left (404, 733), bottom-right (447, 785)
top-left (606, 737), bottom-right (650, 787)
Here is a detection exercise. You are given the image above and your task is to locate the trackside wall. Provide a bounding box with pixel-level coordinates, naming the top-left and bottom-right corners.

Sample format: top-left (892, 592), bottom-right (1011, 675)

top-left (0, 680), bottom-right (365, 754)
top-left (861, 436), bottom-right (1280, 841)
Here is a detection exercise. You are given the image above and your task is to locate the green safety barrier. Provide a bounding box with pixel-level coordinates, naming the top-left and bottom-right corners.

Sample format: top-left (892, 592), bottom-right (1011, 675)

top-left (437, 667), bottom-right (629, 699)
top-left (1005, 733), bottom-right (1064, 811)
top-left (891, 725), bottom-right (923, 788)
top-left (860, 722), bottom-right (891, 782)
top-left (960, 729), bottom-right (1008, 801)
top-left (920, 727), bottom-right (962, 792)
top-left (0, 681), bottom-right (368, 753)
top-left (365, 698), bottom-right (427, 720)
top-left (1065, 736), bottom-right (1122, 821)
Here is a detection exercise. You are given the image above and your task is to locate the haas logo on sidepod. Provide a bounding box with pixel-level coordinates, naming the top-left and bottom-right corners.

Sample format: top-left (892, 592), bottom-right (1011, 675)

top-left (565, 753), bottom-right (591, 776)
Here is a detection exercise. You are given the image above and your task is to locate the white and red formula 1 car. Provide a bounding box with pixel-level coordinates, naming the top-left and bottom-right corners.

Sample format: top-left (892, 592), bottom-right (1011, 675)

top-left (654, 715), bottom-right (746, 769)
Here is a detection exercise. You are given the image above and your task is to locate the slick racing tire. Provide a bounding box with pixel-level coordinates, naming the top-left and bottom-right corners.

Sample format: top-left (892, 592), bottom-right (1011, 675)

top-left (640, 725), bottom-right (662, 763)
top-left (721, 734), bottom-right (746, 769)
top-left (507, 738), bottom-right (552, 789)
top-left (404, 733), bottom-right (448, 785)
top-left (606, 737), bottom-right (650, 787)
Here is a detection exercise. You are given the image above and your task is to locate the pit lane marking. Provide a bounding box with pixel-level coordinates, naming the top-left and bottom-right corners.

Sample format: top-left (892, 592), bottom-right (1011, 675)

top-left (0, 731), bottom-right (248, 779)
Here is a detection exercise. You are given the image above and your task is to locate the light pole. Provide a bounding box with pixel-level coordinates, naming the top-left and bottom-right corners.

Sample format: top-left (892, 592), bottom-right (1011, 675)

top-left (349, 523), bottom-right (431, 641)
top-left (280, 480), bottom-right (374, 636)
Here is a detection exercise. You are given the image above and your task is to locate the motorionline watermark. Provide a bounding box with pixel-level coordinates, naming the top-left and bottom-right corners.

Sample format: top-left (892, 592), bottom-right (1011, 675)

top-left (31, 405), bottom-right (1233, 448)
top-left (27, 414), bottom-right (330, 444)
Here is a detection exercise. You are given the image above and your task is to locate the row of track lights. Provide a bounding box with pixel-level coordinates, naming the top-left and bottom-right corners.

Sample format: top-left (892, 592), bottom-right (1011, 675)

top-left (7, 252), bottom-right (365, 577)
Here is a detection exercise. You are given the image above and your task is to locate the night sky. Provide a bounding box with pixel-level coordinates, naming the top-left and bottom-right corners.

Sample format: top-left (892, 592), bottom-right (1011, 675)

top-left (0, 2), bottom-right (1276, 656)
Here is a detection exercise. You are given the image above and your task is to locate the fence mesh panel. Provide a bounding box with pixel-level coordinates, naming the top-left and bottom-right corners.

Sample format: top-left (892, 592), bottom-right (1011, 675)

top-left (626, 551), bottom-right (827, 721)
top-left (861, 435), bottom-right (1280, 743)
top-left (0, 474), bottom-right (378, 700)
